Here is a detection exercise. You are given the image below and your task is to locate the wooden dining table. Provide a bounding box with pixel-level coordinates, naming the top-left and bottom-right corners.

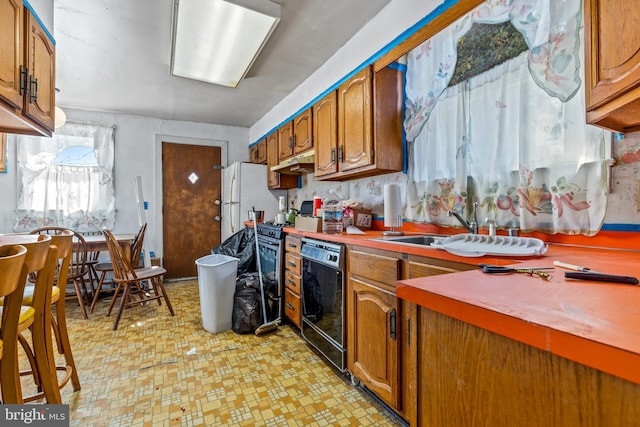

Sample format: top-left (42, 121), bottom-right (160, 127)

top-left (1, 233), bottom-right (136, 258)
top-left (81, 233), bottom-right (135, 258)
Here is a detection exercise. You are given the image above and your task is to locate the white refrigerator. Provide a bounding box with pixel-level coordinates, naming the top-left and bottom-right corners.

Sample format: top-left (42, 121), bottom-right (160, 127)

top-left (221, 162), bottom-right (287, 241)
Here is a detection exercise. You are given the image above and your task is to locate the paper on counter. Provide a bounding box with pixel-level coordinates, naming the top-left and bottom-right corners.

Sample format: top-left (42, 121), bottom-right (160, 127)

top-left (346, 226), bottom-right (366, 234)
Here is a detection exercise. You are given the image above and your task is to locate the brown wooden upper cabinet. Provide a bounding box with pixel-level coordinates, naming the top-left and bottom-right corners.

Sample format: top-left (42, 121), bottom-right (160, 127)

top-left (0, 0), bottom-right (55, 136)
top-left (267, 132), bottom-right (298, 189)
top-left (249, 138), bottom-right (267, 164)
top-left (277, 108), bottom-right (312, 162)
top-left (584, 0), bottom-right (640, 133)
top-left (314, 65), bottom-right (403, 181)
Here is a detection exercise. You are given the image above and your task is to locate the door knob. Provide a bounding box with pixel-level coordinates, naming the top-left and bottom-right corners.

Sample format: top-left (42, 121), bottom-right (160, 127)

top-left (214, 216), bottom-right (221, 222)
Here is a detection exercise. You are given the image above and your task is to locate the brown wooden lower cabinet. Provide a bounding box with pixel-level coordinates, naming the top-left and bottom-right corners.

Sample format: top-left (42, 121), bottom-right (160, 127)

top-left (283, 235), bottom-right (302, 328)
top-left (411, 306), bottom-right (640, 426)
top-left (346, 246), bottom-right (474, 420)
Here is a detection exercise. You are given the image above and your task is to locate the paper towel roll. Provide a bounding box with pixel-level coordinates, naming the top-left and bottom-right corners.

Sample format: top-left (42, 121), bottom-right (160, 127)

top-left (384, 184), bottom-right (403, 228)
top-left (278, 196), bottom-right (286, 212)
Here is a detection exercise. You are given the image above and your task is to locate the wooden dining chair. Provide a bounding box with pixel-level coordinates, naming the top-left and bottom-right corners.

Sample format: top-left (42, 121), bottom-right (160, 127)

top-left (0, 235), bottom-right (51, 404)
top-left (91, 223), bottom-right (147, 313)
top-left (82, 230), bottom-right (103, 291)
top-left (24, 228), bottom-right (80, 402)
top-left (103, 228), bottom-right (174, 330)
top-left (0, 244), bottom-right (27, 388)
top-left (30, 227), bottom-right (92, 319)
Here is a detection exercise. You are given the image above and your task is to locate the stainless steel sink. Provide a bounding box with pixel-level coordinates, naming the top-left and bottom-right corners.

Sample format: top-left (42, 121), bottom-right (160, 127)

top-left (371, 234), bottom-right (447, 246)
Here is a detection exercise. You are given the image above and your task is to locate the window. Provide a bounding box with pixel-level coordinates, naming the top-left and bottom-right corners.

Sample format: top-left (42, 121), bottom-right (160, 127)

top-left (402, 0), bottom-right (607, 236)
top-left (15, 122), bottom-right (116, 232)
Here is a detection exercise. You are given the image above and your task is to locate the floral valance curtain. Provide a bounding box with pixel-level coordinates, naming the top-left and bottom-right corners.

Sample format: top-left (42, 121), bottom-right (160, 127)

top-left (15, 122), bottom-right (116, 232)
top-left (404, 0), bottom-right (583, 142)
top-left (403, 0), bottom-right (608, 235)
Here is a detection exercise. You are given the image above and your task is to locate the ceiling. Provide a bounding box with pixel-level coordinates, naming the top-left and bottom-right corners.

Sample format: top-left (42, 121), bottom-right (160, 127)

top-left (53, 0), bottom-right (391, 128)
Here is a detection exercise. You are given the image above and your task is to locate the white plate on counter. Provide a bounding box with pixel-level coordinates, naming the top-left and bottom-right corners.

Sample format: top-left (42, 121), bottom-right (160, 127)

top-left (430, 234), bottom-right (548, 257)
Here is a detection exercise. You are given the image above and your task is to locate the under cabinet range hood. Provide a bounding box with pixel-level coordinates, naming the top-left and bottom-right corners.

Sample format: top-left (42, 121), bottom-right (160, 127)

top-left (271, 150), bottom-right (315, 175)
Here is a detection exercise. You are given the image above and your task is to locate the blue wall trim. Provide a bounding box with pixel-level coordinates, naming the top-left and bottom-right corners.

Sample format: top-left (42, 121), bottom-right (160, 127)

top-left (23, 0), bottom-right (56, 46)
top-left (251, 0), bottom-right (460, 146)
top-left (601, 223), bottom-right (640, 232)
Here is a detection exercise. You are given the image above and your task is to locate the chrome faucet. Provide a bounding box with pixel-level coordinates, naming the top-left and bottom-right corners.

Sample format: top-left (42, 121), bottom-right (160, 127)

top-left (447, 202), bottom-right (479, 234)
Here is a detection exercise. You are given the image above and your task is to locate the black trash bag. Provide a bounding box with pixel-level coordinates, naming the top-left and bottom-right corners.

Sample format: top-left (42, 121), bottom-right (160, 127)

top-left (212, 228), bottom-right (256, 275)
top-left (261, 272), bottom-right (278, 322)
top-left (232, 273), bottom-right (261, 334)
top-left (302, 270), bottom-right (324, 322)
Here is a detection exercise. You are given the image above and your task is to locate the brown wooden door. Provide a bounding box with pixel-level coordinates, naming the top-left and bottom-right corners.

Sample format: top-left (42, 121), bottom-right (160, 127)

top-left (162, 142), bottom-right (222, 279)
top-left (350, 277), bottom-right (399, 408)
top-left (584, 0), bottom-right (640, 109)
top-left (277, 121), bottom-right (293, 160)
top-left (338, 67), bottom-right (373, 172)
top-left (23, 8), bottom-right (55, 132)
top-left (0, 0), bottom-right (23, 110)
top-left (293, 108), bottom-right (313, 154)
top-left (313, 91), bottom-right (338, 178)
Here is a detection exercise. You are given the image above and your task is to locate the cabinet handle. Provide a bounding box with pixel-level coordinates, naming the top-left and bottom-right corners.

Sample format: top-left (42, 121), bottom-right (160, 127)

top-left (19, 65), bottom-right (28, 96)
top-left (331, 147), bottom-right (336, 163)
top-left (286, 302), bottom-right (295, 310)
top-left (287, 261), bottom-right (296, 267)
top-left (288, 136), bottom-right (293, 150)
top-left (389, 308), bottom-right (397, 340)
top-left (338, 145), bottom-right (344, 163)
top-left (407, 318), bottom-right (411, 347)
top-left (287, 279), bottom-right (296, 286)
top-left (292, 134), bottom-right (297, 149)
top-left (29, 75), bottom-right (38, 103)
top-left (287, 243), bottom-right (297, 248)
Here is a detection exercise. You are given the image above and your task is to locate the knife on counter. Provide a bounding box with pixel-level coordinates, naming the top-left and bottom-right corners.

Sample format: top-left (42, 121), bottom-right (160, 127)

top-left (554, 261), bottom-right (639, 285)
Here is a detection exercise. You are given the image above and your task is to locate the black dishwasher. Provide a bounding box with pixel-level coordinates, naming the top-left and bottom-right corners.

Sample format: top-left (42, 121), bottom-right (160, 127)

top-left (300, 237), bottom-right (345, 371)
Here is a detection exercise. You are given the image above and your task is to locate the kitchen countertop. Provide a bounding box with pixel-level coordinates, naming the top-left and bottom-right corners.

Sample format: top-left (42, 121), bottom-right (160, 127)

top-left (284, 226), bottom-right (640, 385)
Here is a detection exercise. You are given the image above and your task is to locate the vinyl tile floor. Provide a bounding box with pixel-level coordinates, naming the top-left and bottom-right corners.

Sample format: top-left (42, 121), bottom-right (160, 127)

top-left (20, 279), bottom-right (403, 426)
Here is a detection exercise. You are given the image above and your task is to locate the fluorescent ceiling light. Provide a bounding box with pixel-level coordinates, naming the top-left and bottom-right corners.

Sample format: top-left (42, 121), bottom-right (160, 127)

top-left (171, 0), bottom-right (281, 88)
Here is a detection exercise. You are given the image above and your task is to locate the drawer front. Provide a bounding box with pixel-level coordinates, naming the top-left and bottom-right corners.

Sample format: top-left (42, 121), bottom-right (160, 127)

top-left (284, 287), bottom-right (301, 328)
top-left (349, 250), bottom-right (399, 287)
top-left (284, 269), bottom-right (301, 294)
top-left (285, 252), bottom-right (302, 275)
top-left (285, 235), bottom-right (302, 254)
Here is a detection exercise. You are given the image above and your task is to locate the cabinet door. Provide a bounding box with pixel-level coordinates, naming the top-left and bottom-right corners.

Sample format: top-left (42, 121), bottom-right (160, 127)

top-left (584, 0), bottom-right (640, 109)
top-left (267, 132), bottom-right (279, 187)
top-left (313, 90), bottom-right (338, 178)
top-left (249, 139), bottom-right (267, 164)
top-left (350, 277), bottom-right (399, 409)
top-left (23, 9), bottom-right (55, 132)
top-left (267, 132), bottom-right (297, 189)
top-left (293, 108), bottom-right (312, 154)
top-left (0, 0), bottom-right (23, 110)
top-left (277, 121), bottom-right (293, 161)
top-left (338, 67), bottom-right (373, 172)
top-left (256, 139), bottom-right (267, 163)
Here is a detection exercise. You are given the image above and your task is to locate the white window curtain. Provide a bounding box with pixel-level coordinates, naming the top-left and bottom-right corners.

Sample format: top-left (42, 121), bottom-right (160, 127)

top-left (403, 0), bottom-right (607, 235)
top-left (15, 122), bottom-right (116, 232)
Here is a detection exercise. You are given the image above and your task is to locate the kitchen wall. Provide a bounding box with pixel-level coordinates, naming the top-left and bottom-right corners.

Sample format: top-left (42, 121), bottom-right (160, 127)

top-left (288, 134), bottom-right (640, 233)
top-left (250, 0), bottom-right (640, 233)
top-left (249, 0), bottom-right (442, 143)
top-left (0, 108), bottom-right (249, 257)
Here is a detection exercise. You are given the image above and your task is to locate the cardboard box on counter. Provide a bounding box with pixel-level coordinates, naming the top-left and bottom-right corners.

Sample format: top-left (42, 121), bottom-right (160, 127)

top-left (295, 216), bottom-right (323, 232)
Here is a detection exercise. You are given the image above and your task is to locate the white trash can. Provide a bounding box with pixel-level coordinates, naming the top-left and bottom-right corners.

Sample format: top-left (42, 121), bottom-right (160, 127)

top-left (195, 254), bottom-right (239, 333)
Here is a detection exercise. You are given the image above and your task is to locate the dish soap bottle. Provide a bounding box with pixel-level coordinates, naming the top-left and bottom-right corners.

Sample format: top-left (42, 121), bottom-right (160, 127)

top-left (322, 190), bottom-right (343, 234)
